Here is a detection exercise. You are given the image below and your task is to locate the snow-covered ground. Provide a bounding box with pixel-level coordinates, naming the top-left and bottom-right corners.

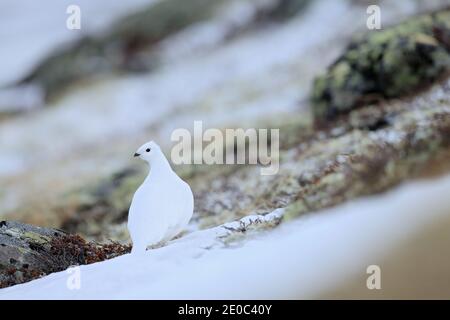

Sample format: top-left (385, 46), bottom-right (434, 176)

top-left (2, 174), bottom-right (450, 299)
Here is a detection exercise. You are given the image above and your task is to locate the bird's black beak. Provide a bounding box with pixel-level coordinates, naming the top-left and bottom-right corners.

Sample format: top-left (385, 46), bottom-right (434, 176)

top-left (134, 152), bottom-right (140, 157)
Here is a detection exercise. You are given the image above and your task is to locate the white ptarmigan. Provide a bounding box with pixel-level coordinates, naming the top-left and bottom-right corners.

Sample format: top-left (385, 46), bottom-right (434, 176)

top-left (128, 141), bottom-right (194, 253)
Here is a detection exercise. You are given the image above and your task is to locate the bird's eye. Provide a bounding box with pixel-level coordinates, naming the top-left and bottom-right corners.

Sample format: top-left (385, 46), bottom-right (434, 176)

top-left (146, 148), bottom-right (151, 152)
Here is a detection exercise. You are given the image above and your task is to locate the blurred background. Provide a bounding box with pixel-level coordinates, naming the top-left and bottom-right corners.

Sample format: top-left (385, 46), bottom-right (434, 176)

top-left (1, 0), bottom-right (450, 298)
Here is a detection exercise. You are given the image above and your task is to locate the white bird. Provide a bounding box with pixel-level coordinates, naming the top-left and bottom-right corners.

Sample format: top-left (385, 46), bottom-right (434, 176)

top-left (128, 141), bottom-right (194, 254)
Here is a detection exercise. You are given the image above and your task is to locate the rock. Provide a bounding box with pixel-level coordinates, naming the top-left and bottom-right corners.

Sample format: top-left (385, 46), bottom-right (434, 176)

top-left (0, 221), bottom-right (130, 288)
top-left (312, 9), bottom-right (450, 121)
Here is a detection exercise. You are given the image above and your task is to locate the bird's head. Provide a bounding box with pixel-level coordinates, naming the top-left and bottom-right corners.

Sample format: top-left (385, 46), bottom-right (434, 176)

top-left (133, 141), bottom-right (163, 164)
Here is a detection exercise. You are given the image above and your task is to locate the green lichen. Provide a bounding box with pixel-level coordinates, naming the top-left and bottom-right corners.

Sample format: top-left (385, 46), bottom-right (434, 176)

top-left (22, 232), bottom-right (50, 244)
top-left (312, 9), bottom-right (450, 120)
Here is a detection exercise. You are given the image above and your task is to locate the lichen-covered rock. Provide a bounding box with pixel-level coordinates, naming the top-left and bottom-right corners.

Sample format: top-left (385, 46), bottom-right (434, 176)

top-left (195, 101), bottom-right (450, 225)
top-left (312, 9), bottom-right (450, 120)
top-left (0, 221), bottom-right (65, 273)
top-left (0, 221), bottom-right (130, 288)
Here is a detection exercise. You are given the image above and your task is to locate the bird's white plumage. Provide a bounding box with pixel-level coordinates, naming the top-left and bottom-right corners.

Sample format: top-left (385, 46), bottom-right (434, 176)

top-left (128, 141), bottom-right (194, 253)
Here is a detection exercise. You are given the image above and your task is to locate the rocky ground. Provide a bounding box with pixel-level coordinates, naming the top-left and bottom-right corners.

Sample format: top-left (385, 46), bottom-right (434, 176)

top-left (1, 0), bottom-right (450, 289)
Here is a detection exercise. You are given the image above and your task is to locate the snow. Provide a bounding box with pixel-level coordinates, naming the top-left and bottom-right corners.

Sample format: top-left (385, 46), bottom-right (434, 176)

top-left (1, 175), bottom-right (450, 299)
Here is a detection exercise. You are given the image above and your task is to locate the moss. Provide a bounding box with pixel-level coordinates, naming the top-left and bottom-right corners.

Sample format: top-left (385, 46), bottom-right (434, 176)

top-left (312, 9), bottom-right (450, 121)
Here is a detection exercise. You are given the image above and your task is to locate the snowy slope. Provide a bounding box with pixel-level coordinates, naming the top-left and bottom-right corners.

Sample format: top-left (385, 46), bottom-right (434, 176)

top-left (1, 175), bottom-right (450, 299)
